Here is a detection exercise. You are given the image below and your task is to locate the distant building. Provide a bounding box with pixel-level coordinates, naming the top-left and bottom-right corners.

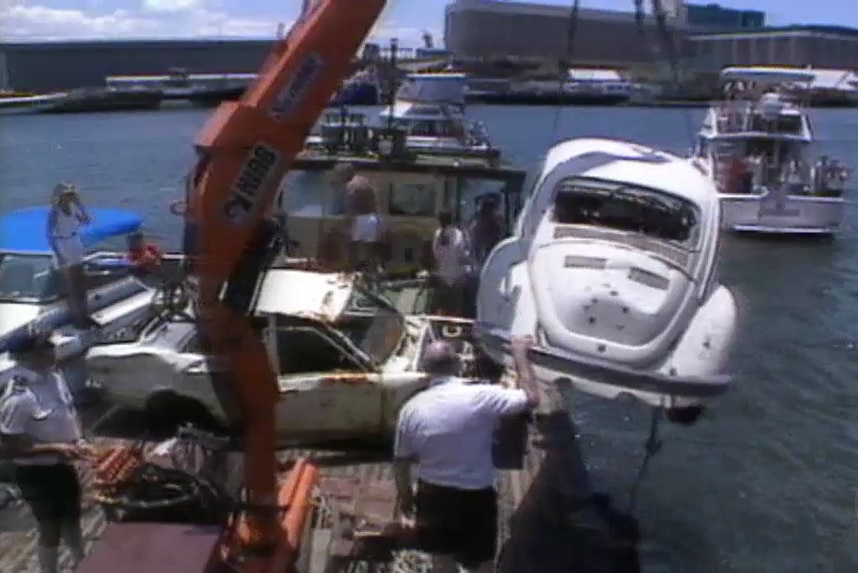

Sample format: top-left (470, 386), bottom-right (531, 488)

top-left (0, 39), bottom-right (274, 93)
top-left (691, 25), bottom-right (858, 70)
top-left (444, 0), bottom-right (692, 65)
top-left (686, 3), bottom-right (765, 32)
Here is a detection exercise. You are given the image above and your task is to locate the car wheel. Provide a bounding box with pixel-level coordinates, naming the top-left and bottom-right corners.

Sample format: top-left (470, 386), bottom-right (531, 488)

top-left (144, 391), bottom-right (218, 439)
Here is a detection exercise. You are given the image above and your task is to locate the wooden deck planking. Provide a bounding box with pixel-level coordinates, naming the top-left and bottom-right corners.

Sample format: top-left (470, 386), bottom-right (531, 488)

top-left (0, 444), bottom-right (396, 573)
top-left (1, 375), bottom-right (635, 572)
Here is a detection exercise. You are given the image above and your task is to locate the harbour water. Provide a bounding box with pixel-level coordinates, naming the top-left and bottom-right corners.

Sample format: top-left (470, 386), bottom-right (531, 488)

top-left (2, 106), bottom-right (858, 572)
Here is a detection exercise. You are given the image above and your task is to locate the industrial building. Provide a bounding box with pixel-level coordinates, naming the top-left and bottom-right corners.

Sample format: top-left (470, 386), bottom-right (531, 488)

top-left (685, 3), bottom-right (765, 32)
top-left (0, 39), bottom-right (274, 93)
top-left (444, 1), bottom-right (857, 73)
top-left (690, 25), bottom-right (858, 70)
top-left (443, 0), bottom-right (691, 65)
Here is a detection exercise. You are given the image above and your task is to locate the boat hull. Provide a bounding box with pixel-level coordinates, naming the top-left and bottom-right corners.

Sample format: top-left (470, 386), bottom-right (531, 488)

top-left (719, 194), bottom-right (845, 236)
top-left (330, 81), bottom-right (379, 106)
top-left (465, 92), bottom-right (629, 106)
top-left (303, 133), bottom-right (498, 158)
top-left (0, 94), bottom-right (66, 115)
top-left (39, 89), bottom-right (163, 114)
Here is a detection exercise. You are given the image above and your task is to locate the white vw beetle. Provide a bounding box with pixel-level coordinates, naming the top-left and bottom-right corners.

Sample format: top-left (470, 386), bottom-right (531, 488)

top-left (477, 138), bottom-right (739, 415)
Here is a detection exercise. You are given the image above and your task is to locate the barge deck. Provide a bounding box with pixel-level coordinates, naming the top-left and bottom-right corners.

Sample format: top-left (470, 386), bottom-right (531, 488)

top-left (0, 372), bottom-right (636, 573)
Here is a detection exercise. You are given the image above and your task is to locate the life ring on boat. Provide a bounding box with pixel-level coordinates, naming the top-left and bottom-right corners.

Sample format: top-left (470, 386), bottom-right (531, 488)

top-left (387, 226), bottom-right (428, 274)
top-left (169, 200), bottom-right (187, 217)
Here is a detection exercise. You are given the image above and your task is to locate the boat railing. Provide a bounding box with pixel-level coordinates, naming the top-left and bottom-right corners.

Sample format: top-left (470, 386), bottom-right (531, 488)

top-left (713, 155), bottom-right (848, 197)
top-left (713, 99), bottom-right (805, 136)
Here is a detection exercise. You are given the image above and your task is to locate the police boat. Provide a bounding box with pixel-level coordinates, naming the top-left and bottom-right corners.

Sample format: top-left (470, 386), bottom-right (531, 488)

top-left (475, 138), bottom-right (739, 415)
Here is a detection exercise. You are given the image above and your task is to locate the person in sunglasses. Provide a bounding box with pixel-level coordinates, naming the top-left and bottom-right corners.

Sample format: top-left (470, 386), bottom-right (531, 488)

top-left (0, 333), bottom-right (95, 573)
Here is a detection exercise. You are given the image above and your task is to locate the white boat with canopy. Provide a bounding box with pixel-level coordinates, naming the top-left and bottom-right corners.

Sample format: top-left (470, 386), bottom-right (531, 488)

top-left (691, 66), bottom-right (850, 236)
top-left (307, 73), bottom-right (494, 157)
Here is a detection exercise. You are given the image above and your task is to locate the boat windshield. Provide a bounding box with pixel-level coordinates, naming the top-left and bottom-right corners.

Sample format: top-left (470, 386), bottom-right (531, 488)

top-left (552, 178), bottom-right (701, 249)
top-left (0, 252), bottom-right (136, 304)
top-left (334, 286), bottom-right (406, 365)
top-left (0, 253), bottom-right (64, 303)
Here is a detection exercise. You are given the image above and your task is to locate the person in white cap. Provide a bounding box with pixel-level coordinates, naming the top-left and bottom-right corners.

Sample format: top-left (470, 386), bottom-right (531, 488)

top-left (46, 183), bottom-right (96, 329)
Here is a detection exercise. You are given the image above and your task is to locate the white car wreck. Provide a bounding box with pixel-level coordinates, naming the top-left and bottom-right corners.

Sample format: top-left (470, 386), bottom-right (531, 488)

top-left (85, 269), bottom-right (485, 442)
top-left (476, 138), bottom-right (739, 415)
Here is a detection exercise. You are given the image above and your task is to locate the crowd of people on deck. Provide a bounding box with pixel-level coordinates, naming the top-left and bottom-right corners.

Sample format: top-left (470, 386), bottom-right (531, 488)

top-left (328, 161), bottom-right (506, 317)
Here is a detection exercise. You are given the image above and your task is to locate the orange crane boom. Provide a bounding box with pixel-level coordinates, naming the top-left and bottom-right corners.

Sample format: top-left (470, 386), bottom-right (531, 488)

top-left (182, 0), bottom-right (386, 569)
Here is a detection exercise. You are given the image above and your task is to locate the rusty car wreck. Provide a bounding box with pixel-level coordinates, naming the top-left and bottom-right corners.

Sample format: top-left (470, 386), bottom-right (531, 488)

top-left (85, 269), bottom-right (485, 442)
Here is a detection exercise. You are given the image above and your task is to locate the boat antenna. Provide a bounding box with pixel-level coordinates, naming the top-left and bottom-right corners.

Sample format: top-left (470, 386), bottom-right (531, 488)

top-left (386, 37), bottom-right (399, 132)
top-left (550, 0), bottom-right (580, 143)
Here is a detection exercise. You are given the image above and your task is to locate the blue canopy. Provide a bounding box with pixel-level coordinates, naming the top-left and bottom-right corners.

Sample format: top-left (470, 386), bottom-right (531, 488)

top-left (0, 206), bottom-right (143, 253)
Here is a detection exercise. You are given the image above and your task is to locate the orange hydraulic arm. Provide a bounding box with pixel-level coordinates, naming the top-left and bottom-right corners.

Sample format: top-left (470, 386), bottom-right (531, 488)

top-left (182, 0), bottom-right (386, 569)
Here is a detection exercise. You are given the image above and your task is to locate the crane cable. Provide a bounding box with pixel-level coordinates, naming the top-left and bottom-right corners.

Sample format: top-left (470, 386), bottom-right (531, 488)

top-left (624, 0), bottom-right (688, 514)
top-left (549, 0), bottom-right (580, 142)
top-left (635, 0), bottom-right (697, 148)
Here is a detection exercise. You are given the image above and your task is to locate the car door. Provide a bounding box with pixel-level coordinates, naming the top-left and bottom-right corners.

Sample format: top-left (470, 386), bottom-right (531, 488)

top-left (272, 320), bottom-right (384, 440)
top-left (170, 327), bottom-right (229, 420)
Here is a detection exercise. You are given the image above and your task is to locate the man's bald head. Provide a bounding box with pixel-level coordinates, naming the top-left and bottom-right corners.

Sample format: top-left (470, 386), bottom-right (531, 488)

top-left (423, 341), bottom-right (460, 376)
top-left (345, 174), bottom-right (374, 194)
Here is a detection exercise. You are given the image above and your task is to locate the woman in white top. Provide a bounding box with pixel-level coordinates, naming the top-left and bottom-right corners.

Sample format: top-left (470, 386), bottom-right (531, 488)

top-left (0, 335), bottom-right (95, 573)
top-left (46, 183), bottom-right (95, 328)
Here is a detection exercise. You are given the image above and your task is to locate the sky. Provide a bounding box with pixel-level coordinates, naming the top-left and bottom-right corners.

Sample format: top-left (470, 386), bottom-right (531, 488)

top-left (0, 0), bottom-right (855, 44)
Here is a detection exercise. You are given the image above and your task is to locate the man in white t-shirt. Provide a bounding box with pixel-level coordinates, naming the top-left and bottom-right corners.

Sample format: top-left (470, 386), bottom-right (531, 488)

top-left (0, 335), bottom-right (95, 573)
top-left (431, 211), bottom-right (470, 316)
top-left (393, 337), bottom-right (540, 573)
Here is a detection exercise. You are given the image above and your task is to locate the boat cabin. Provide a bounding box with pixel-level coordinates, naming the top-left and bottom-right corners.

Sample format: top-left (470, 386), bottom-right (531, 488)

top-left (283, 148), bottom-right (527, 275)
top-left (693, 67), bottom-right (847, 198)
top-left (313, 74), bottom-right (493, 155)
top-left (379, 73), bottom-right (486, 143)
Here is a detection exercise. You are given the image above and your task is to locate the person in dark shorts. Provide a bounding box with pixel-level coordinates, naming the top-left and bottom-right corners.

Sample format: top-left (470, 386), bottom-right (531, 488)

top-left (393, 338), bottom-right (540, 572)
top-left (0, 334), bottom-right (95, 573)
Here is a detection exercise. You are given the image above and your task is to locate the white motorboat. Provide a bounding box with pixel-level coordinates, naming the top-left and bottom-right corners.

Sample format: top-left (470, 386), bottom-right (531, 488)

top-left (307, 72), bottom-right (495, 157)
top-left (476, 138), bottom-right (738, 412)
top-left (691, 66), bottom-right (850, 236)
top-left (0, 207), bottom-right (175, 363)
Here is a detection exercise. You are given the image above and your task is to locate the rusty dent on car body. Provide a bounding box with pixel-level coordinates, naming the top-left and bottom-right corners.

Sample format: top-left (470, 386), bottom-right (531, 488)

top-left (318, 373), bottom-right (373, 385)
